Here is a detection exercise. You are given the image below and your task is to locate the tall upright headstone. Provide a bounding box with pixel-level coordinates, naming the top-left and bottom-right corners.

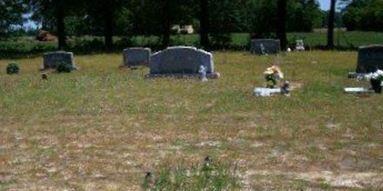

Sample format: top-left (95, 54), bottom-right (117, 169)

top-left (42, 51), bottom-right (76, 70)
top-left (122, 47), bottom-right (151, 68)
top-left (250, 39), bottom-right (281, 55)
top-left (149, 46), bottom-right (219, 78)
top-left (356, 45), bottom-right (383, 73)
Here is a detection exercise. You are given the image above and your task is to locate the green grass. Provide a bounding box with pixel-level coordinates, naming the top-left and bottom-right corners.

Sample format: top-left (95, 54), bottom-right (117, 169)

top-left (142, 159), bottom-right (240, 190)
top-left (1, 31), bottom-right (383, 58)
top-left (0, 51), bottom-right (382, 190)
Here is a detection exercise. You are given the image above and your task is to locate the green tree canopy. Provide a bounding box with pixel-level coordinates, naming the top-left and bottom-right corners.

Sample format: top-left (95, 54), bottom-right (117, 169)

top-left (342, 0), bottom-right (383, 31)
top-left (0, 0), bottom-right (28, 37)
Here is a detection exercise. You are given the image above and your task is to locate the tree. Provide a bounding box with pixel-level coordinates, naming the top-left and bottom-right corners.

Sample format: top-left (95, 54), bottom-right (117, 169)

top-left (208, 0), bottom-right (241, 48)
top-left (31, 0), bottom-right (80, 49)
top-left (85, 0), bottom-right (128, 50)
top-left (199, 0), bottom-right (209, 49)
top-left (161, 0), bottom-right (171, 48)
top-left (0, 0), bottom-right (28, 38)
top-left (287, 0), bottom-right (323, 32)
top-left (327, 0), bottom-right (337, 49)
top-left (342, 0), bottom-right (383, 31)
top-left (130, 0), bottom-right (194, 48)
top-left (277, 0), bottom-right (288, 50)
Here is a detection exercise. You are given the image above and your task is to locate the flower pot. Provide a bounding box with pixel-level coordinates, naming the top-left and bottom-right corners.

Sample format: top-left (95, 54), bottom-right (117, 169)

top-left (370, 79), bottom-right (382, 93)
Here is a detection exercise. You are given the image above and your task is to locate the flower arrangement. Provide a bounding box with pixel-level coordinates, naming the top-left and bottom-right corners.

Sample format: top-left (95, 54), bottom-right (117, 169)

top-left (263, 65), bottom-right (284, 88)
top-left (364, 69), bottom-right (383, 93)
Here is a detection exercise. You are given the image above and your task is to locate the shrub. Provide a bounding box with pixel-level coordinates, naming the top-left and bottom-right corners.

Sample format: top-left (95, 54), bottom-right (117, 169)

top-left (57, 62), bottom-right (74, 73)
top-left (6, 63), bottom-right (20, 75)
top-left (142, 157), bottom-right (241, 190)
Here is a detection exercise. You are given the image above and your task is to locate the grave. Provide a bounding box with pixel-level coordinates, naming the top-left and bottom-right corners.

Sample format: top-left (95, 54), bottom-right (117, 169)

top-left (148, 46), bottom-right (219, 78)
top-left (42, 51), bottom-right (76, 70)
top-left (250, 39), bottom-right (281, 55)
top-left (122, 47), bottom-right (151, 68)
top-left (295, 40), bottom-right (305, 51)
top-left (356, 45), bottom-right (383, 73)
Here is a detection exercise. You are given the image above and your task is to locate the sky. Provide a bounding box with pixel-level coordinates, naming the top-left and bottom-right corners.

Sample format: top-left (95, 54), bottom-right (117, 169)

top-left (319, 0), bottom-right (330, 10)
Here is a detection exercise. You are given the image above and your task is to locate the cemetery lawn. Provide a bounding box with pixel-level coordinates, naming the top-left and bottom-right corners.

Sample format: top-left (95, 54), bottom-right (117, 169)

top-left (1, 51), bottom-right (382, 190)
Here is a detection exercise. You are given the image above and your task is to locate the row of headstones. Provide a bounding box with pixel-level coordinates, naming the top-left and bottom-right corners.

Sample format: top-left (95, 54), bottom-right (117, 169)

top-left (42, 44), bottom-right (383, 77)
top-left (42, 46), bottom-right (220, 78)
top-left (42, 39), bottom-right (296, 72)
top-left (251, 39), bottom-right (383, 74)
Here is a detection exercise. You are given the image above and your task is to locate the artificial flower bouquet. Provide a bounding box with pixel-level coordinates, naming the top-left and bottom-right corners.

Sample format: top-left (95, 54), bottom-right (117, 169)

top-left (364, 69), bottom-right (383, 93)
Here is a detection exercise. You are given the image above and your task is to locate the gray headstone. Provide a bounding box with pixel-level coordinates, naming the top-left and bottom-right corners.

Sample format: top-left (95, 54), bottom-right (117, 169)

top-left (42, 51), bottom-right (76, 70)
top-left (357, 45), bottom-right (383, 73)
top-left (123, 47), bottom-right (151, 67)
top-left (149, 46), bottom-right (216, 75)
top-left (250, 39), bottom-right (281, 55)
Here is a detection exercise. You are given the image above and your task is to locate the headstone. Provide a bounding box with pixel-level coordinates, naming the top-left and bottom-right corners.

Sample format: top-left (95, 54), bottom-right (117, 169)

top-left (149, 46), bottom-right (219, 78)
top-left (123, 47), bottom-right (151, 67)
top-left (250, 39), bottom-right (281, 55)
top-left (42, 51), bottom-right (76, 70)
top-left (356, 45), bottom-right (383, 73)
top-left (295, 40), bottom-right (305, 51)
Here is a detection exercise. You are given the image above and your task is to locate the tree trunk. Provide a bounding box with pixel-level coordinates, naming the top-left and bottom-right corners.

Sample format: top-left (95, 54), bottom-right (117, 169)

top-left (104, 2), bottom-right (114, 50)
top-left (104, 12), bottom-right (114, 50)
top-left (276, 0), bottom-right (287, 50)
top-left (161, 0), bottom-right (171, 48)
top-left (199, 0), bottom-right (209, 49)
top-left (327, 0), bottom-right (336, 49)
top-left (56, 0), bottom-right (66, 50)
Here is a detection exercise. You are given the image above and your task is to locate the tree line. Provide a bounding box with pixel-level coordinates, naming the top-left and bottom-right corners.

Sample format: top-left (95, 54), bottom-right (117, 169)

top-left (1, 0), bottom-right (382, 51)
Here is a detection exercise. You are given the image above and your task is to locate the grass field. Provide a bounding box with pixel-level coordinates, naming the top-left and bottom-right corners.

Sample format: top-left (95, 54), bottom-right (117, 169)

top-left (1, 31), bottom-right (383, 58)
top-left (0, 51), bottom-right (383, 190)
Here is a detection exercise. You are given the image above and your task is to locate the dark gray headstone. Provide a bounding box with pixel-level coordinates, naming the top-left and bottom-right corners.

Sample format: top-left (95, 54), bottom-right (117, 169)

top-left (149, 46), bottom-right (216, 75)
top-left (250, 39), bottom-right (281, 55)
top-left (357, 45), bottom-right (383, 73)
top-left (123, 47), bottom-right (151, 67)
top-left (42, 51), bottom-right (76, 70)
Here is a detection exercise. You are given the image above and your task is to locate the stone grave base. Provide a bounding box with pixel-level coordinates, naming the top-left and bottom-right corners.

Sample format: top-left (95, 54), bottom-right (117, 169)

top-left (344, 87), bottom-right (373, 94)
top-left (253, 88), bottom-right (282, 97)
top-left (348, 72), bottom-right (367, 79)
top-left (118, 64), bottom-right (142, 70)
top-left (146, 72), bottom-right (221, 79)
top-left (40, 66), bottom-right (78, 72)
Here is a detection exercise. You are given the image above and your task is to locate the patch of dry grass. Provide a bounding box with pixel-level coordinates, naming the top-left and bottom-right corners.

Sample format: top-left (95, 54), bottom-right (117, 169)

top-left (0, 51), bottom-right (382, 190)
